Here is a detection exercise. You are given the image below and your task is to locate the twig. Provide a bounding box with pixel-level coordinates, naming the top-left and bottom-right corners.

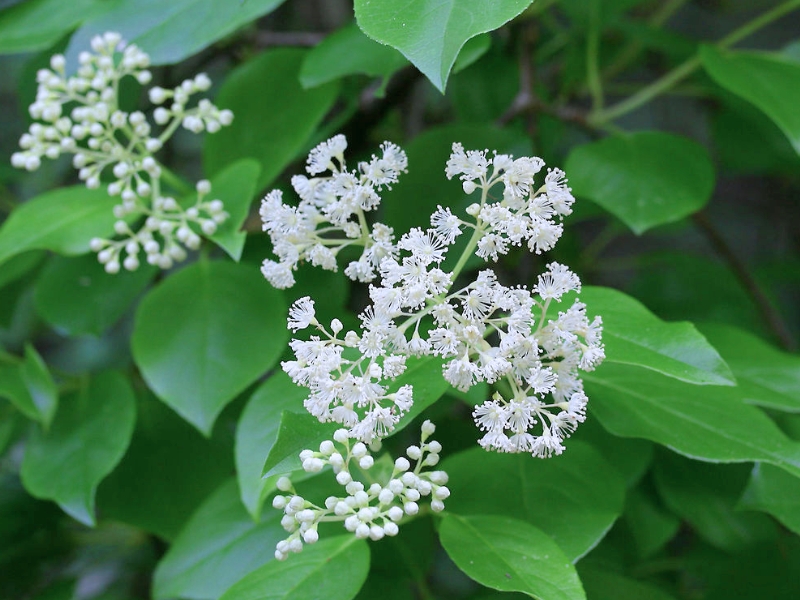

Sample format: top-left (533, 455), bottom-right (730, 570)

top-left (255, 31), bottom-right (325, 47)
top-left (693, 210), bottom-right (796, 351)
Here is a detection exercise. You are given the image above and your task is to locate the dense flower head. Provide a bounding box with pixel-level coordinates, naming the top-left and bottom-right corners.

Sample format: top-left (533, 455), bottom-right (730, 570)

top-left (272, 421), bottom-right (448, 560)
top-left (11, 31), bottom-right (233, 273)
top-left (263, 136), bottom-right (604, 455)
top-left (260, 135), bottom-right (408, 288)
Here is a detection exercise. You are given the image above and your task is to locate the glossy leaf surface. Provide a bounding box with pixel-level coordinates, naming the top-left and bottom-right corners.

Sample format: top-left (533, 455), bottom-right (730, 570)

top-left (566, 132), bottom-right (714, 234)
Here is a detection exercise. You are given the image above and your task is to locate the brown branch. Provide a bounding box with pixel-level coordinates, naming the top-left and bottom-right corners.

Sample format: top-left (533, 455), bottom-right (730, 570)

top-left (693, 210), bottom-right (796, 351)
top-left (254, 31), bottom-right (325, 47)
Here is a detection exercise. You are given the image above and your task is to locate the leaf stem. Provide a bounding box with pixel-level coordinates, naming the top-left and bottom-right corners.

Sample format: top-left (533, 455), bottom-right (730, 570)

top-left (589, 0), bottom-right (800, 125)
top-left (587, 1), bottom-right (604, 111)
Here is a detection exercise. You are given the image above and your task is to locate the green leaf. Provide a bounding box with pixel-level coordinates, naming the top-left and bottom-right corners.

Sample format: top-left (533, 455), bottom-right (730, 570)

top-left (578, 286), bottom-right (735, 386)
top-left (204, 49), bottom-right (339, 190)
top-left (235, 373), bottom-right (308, 519)
top-left (0, 187), bottom-right (117, 268)
top-left (697, 323), bottom-right (800, 413)
top-left (701, 45), bottom-right (800, 155)
top-left (620, 487), bottom-right (680, 559)
top-left (34, 254), bottom-right (155, 336)
top-left (439, 514), bottom-right (585, 600)
top-left (442, 441), bottom-right (625, 561)
top-left (96, 391), bottom-right (233, 540)
top-left (153, 479), bottom-right (286, 600)
top-left (739, 463), bottom-right (800, 536)
top-left (392, 356), bottom-right (450, 431)
top-left (20, 344), bottom-right (58, 429)
top-left (219, 535), bottom-right (370, 600)
top-left (300, 21), bottom-right (408, 90)
top-left (20, 371), bottom-right (135, 526)
top-left (0, 251), bottom-right (45, 290)
top-left (585, 363), bottom-right (800, 478)
top-left (452, 34), bottom-right (492, 73)
top-left (576, 566), bottom-right (678, 600)
top-left (132, 261), bottom-right (287, 435)
top-left (652, 451), bottom-right (777, 552)
top-left (354, 0), bottom-right (533, 92)
top-left (565, 132), bottom-right (715, 234)
top-left (206, 159), bottom-right (261, 262)
top-left (0, 0), bottom-right (104, 54)
top-left (65, 0), bottom-right (286, 66)
top-left (262, 411), bottom-right (338, 478)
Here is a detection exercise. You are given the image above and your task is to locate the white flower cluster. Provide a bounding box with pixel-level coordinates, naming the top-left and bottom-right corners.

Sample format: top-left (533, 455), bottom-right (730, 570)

top-left (11, 31), bottom-right (233, 273)
top-left (260, 134), bottom-right (407, 288)
top-left (272, 421), bottom-right (449, 560)
top-left (265, 136), bottom-right (605, 456)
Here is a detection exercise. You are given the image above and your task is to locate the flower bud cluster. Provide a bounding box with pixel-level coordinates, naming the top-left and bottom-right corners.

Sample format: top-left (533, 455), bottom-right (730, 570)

top-left (260, 134), bottom-right (408, 288)
top-left (266, 136), bottom-right (605, 455)
top-left (272, 421), bottom-right (449, 560)
top-left (10, 31), bottom-right (233, 273)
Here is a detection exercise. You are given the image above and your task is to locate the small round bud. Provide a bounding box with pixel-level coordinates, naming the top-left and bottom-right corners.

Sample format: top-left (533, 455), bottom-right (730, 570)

top-left (196, 179), bottom-right (211, 194)
top-left (272, 495), bottom-right (287, 509)
top-left (406, 445), bottom-right (422, 460)
top-left (463, 180), bottom-right (477, 194)
top-left (351, 443), bottom-right (367, 459)
top-left (276, 477), bottom-right (292, 492)
top-left (104, 260), bottom-right (120, 274)
top-left (369, 525), bottom-right (385, 540)
top-left (394, 457), bottom-right (410, 472)
top-left (431, 499), bottom-right (445, 512)
top-left (355, 523), bottom-right (370, 539)
top-left (123, 255), bottom-right (139, 271)
top-left (333, 429), bottom-right (348, 443)
top-left (335, 470), bottom-right (352, 486)
top-left (302, 529), bottom-right (319, 544)
top-left (384, 522), bottom-right (399, 536)
top-left (359, 456), bottom-right (374, 469)
top-left (319, 440), bottom-right (335, 455)
top-left (403, 502), bottom-right (419, 516)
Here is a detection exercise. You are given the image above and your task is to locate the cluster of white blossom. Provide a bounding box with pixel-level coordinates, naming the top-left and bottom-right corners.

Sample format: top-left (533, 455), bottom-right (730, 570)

top-left (11, 32), bottom-right (233, 273)
top-left (273, 421), bottom-right (448, 560)
top-left (264, 136), bottom-right (605, 457)
top-left (260, 134), bottom-right (407, 288)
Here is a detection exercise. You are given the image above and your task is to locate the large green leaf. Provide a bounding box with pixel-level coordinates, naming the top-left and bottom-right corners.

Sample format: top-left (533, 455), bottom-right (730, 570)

top-left (652, 451), bottom-right (776, 552)
top-left (96, 391), bottom-right (233, 540)
top-left (442, 441), bottom-right (625, 561)
top-left (585, 364), bottom-right (800, 478)
top-left (34, 254), bottom-right (155, 336)
top-left (262, 411), bottom-right (338, 479)
top-left (132, 260), bottom-right (287, 435)
top-left (577, 286), bottom-right (734, 386)
top-left (739, 463), bottom-right (800, 536)
top-left (65, 0), bottom-right (286, 66)
top-left (701, 46), bottom-right (800, 155)
top-left (236, 373), bottom-right (307, 520)
top-left (20, 371), bottom-right (135, 526)
top-left (153, 479), bottom-right (286, 600)
top-left (620, 487), bottom-right (680, 559)
top-left (0, 187), bottom-right (117, 268)
top-left (439, 514), bottom-right (585, 600)
top-left (206, 159), bottom-right (261, 262)
top-left (698, 323), bottom-right (800, 413)
top-left (565, 132), bottom-right (715, 234)
top-left (300, 21), bottom-right (408, 90)
top-left (204, 49), bottom-right (340, 190)
top-left (354, 0), bottom-right (533, 92)
top-left (0, 0), bottom-right (104, 54)
top-left (219, 535), bottom-right (370, 600)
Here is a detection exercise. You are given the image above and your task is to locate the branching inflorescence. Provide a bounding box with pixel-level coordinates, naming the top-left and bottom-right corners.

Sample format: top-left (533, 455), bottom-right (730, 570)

top-left (12, 32), bottom-right (233, 273)
top-left (261, 135), bottom-right (605, 557)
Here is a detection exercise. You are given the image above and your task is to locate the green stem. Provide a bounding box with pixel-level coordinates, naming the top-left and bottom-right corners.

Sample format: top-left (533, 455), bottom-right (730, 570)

top-left (589, 0), bottom-right (800, 125)
top-left (587, 2), bottom-right (604, 111)
top-left (158, 164), bottom-right (193, 196)
top-left (449, 186), bottom-right (489, 281)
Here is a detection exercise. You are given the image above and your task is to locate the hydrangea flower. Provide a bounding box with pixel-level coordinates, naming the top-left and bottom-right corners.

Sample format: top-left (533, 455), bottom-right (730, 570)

top-left (11, 32), bottom-right (233, 273)
top-left (262, 136), bottom-right (605, 457)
